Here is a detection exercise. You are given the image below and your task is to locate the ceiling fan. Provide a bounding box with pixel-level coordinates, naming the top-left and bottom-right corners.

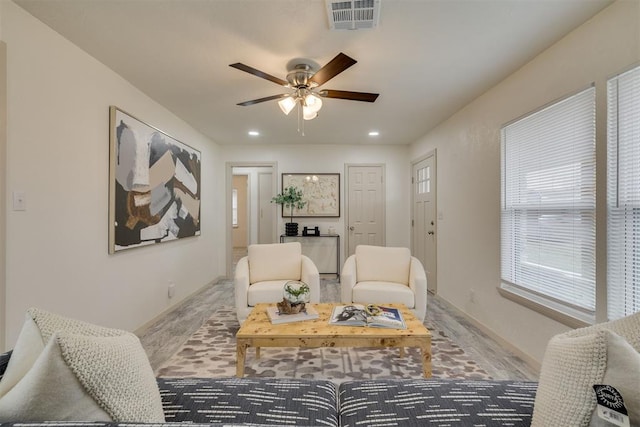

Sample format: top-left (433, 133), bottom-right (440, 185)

top-left (229, 52), bottom-right (379, 121)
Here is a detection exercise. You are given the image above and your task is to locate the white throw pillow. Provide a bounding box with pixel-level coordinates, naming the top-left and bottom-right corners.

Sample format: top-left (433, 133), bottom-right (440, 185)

top-left (589, 331), bottom-right (640, 426)
top-left (0, 307), bottom-right (122, 398)
top-left (0, 308), bottom-right (165, 422)
top-left (532, 328), bottom-right (640, 426)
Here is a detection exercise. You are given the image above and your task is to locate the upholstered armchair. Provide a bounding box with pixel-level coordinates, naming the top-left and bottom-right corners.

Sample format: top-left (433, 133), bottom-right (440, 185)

top-left (341, 245), bottom-right (427, 321)
top-left (235, 242), bottom-right (320, 324)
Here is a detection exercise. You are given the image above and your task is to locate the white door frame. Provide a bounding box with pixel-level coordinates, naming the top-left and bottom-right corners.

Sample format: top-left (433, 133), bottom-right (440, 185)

top-left (344, 163), bottom-right (386, 257)
top-left (231, 174), bottom-right (250, 247)
top-left (410, 150), bottom-right (437, 293)
top-left (257, 171), bottom-right (274, 244)
top-left (225, 161), bottom-right (277, 277)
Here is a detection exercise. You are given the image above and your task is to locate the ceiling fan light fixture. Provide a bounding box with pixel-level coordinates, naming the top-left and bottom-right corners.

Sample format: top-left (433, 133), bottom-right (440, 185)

top-left (304, 93), bottom-right (323, 113)
top-left (230, 52), bottom-right (379, 131)
top-left (302, 106), bottom-right (318, 121)
top-left (278, 96), bottom-right (296, 115)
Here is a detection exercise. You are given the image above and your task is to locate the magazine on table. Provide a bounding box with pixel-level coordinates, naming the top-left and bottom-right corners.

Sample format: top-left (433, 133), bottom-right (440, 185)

top-left (329, 304), bottom-right (406, 329)
top-left (267, 305), bottom-right (319, 324)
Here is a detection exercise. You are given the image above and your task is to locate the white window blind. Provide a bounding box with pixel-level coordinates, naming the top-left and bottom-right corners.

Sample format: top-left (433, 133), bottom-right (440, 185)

top-left (607, 65), bottom-right (640, 320)
top-left (501, 86), bottom-right (596, 316)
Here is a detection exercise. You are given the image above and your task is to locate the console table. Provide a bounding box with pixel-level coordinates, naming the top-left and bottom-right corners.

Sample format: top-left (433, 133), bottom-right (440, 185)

top-left (280, 234), bottom-right (340, 276)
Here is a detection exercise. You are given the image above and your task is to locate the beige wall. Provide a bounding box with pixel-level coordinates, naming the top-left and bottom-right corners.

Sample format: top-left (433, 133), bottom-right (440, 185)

top-left (1, 1), bottom-right (225, 348)
top-left (232, 175), bottom-right (248, 248)
top-left (410, 0), bottom-right (640, 366)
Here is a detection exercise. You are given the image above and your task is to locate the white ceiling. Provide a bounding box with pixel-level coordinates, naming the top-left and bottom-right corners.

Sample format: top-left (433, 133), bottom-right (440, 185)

top-left (14, 0), bottom-right (613, 146)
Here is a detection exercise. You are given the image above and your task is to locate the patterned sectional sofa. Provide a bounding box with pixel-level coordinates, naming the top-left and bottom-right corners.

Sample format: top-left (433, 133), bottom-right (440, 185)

top-left (0, 349), bottom-right (538, 427)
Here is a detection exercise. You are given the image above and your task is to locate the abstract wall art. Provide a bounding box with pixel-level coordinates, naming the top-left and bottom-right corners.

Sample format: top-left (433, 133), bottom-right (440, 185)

top-left (109, 106), bottom-right (201, 253)
top-left (282, 173), bottom-right (340, 217)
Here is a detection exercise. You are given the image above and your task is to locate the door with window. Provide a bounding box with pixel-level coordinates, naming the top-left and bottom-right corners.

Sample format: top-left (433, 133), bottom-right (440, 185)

top-left (346, 164), bottom-right (385, 256)
top-left (412, 154), bottom-right (437, 293)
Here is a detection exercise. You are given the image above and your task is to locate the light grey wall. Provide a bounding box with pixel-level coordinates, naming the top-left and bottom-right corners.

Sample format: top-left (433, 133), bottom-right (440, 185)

top-left (409, 0), bottom-right (640, 366)
top-left (1, 2), bottom-right (226, 349)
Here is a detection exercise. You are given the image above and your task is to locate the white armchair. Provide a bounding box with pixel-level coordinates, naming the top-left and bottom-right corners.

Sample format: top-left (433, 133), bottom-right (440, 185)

top-left (235, 242), bottom-right (320, 324)
top-left (341, 245), bottom-right (427, 321)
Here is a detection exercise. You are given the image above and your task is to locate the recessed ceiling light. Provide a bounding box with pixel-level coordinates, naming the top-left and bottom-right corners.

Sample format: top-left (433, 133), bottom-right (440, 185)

top-left (248, 131), bottom-right (260, 136)
top-left (368, 131), bottom-right (379, 137)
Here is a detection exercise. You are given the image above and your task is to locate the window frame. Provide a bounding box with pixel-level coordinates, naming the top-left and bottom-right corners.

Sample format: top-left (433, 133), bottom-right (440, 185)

top-left (606, 64), bottom-right (640, 320)
top-left (499, 85), bottom-right (597, 327)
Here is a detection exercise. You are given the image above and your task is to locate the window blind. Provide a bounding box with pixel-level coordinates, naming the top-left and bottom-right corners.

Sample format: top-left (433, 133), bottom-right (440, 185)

top-left (607, 65), bottom-right (640, 320)
top-left (501, 86), bottom-right (596, 315)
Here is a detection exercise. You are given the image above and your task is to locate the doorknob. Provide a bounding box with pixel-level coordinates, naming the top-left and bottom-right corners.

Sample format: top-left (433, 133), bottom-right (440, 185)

top-left (349, 226), bottom-right (355, 231)
top-left (428, 231), bottom-right (434, 235)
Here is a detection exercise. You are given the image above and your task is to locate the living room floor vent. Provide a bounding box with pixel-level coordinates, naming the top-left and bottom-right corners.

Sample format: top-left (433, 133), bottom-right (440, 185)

top-left (325, 0), bottom-right (381, 30)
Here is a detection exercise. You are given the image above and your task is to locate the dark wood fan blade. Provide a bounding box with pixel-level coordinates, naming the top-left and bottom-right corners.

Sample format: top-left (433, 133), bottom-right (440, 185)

top-left (319, 89), bottom-right (379, 102)
top-left (309, 53), bottom-right (357, 86)
top-left (236, 93), bottom-right (290, 106)
top-left (229, 63), bottom-right (288, 87)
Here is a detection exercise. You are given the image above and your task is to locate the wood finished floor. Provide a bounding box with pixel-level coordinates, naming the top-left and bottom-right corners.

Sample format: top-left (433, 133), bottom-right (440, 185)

top-left (139, 272), bottom-right (539, 381)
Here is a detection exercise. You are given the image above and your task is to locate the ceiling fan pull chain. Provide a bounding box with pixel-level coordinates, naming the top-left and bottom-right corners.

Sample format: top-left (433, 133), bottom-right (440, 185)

top-left (297, 101), bottom-right (305, 136)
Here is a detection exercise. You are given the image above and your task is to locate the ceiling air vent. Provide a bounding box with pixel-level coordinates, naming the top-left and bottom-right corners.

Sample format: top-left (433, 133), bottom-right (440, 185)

top-left (326, 0), bottom-right (381, 30)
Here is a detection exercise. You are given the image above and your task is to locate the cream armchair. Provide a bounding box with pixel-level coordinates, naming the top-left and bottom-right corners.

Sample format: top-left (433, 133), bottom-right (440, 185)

top-left (235, 242), bottom-right (320, 324)
top-left (341, 245), bottom-right (427, 321)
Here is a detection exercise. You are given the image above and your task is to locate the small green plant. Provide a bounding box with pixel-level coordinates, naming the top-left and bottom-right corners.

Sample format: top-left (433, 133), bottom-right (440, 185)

top-left (271, 186), bottom-right (307, 223)
top-left (284, 281), bottom-right (310, 297)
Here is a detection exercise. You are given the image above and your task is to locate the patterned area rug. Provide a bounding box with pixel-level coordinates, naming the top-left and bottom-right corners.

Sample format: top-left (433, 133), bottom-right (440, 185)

top-left (156, 306), bottom-right (491, 382)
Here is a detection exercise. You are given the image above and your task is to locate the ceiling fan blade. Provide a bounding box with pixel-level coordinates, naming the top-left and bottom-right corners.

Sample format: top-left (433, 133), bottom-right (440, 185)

top-left (319, 89), bottom-right (379, 102)
top-left (309, 53), bottom-right (357, 86)
top-left (229, 63), bottom-right (288, 87)
top-left (236, 93), bottom-right (290, 106)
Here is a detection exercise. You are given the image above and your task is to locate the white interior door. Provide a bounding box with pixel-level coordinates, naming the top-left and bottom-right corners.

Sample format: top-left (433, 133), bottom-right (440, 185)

top-left (258, 172), bottom-right (274, 243)
top-left (412, 154), bottom-right (437, 293)
top-left (346, 164), bottom-right (385, 256)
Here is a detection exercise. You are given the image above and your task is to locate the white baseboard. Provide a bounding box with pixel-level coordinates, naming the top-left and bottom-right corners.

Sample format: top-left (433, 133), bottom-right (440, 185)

top-left (437, 296), bottom-right (542, 374)
top-left (134, 276), bottom-right (225, 336)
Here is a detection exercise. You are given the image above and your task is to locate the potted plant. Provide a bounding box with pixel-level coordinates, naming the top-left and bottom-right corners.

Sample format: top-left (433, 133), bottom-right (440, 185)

top-left (272, 186), bottom-right (307, 236)
top-left (283, 280), bottom-right (311, 306)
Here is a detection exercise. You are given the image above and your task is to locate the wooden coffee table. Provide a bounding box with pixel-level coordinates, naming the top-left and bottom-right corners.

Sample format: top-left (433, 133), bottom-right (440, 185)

top-left (236, 303), bottom-right (431, 378)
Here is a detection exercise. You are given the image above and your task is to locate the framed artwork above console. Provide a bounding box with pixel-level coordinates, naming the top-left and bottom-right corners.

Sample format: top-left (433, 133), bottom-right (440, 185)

top-left (282, 173), bottom-right (340, 218)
